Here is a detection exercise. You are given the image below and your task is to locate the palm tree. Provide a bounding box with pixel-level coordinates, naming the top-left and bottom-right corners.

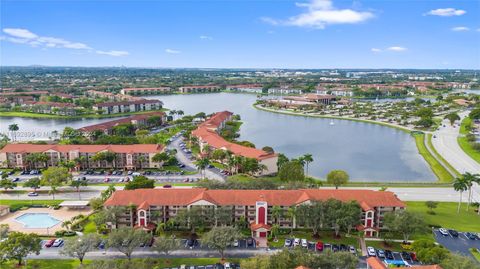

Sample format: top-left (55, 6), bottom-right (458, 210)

top-left (453, 177), bottom-right (469, 213)
top-left (286, 206), bottom-right (296, 234)
top-left (70, 179), bottom-right (88, 200)
top-left (302, 154), bottom-right (314, 176)
top-left (196, 158), bottom-right (210, 178)
top-left (137, 155), bottom-right (147, 170)
top-left (271, 206), bottom-right (282, 225)
top-left (8, 124), bottom-right (19, 142)
top-left (461, 172), bottom-right (480, 211)
top-left (61, 220), bottom-right (72, 232)
top-left (177, 110), bottom-right (184, 118)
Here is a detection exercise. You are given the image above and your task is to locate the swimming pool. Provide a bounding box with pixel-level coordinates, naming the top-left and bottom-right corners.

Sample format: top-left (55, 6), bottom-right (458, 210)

top-left (15, 213), bottom-right (61, 228)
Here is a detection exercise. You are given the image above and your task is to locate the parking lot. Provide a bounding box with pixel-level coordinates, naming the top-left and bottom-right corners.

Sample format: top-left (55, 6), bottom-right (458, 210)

top-left (434, 229), bottom-right (480, 257)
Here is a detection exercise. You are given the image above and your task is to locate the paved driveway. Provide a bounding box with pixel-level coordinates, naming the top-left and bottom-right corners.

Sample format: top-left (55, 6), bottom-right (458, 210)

top-left (433, 229), bottom-right (480, 259)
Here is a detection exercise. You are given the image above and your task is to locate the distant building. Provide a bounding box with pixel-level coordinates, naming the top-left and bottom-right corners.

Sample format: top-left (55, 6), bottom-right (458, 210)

top-left (178, 85), bottom-right (221, 93)
top-left (92, 99), bottom-right (163, 114)
top-left (316, 84), bottom-right (353, 97)
top-left (268, 88), bottom-right (303, 95)
top-left (120, 87), bottom-right (172, 95)
top-left (21, 101), bottom-right (80, 115)
top-left (78, 111), bottom-right (166, 136)
top-left (0, 144), bottom-right (164, 170)
top-left (226, 84), bottom-right (263, 93)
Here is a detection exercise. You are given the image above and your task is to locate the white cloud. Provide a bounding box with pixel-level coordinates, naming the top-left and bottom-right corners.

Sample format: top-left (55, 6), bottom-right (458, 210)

top-left (262, 0), bottom-right (374, 29)
top-left (425, 8), bottom-right (466, 17)
top-left (387, 46), bottom-right (407, 52)
top-left (1, 27), bottom-right (127, 56)
top-left (371, 48), bottom-right (382, 52)
top-left (3, 28), bottom-right (38, 39)
top-left (199, 35), bottom-right (213, 40)
top-left (96, 50), bottom-right (129, 57)
top-left (165, 48), bottom-right (181, 54)
top-left (451, 26), bottom-right (470, 32)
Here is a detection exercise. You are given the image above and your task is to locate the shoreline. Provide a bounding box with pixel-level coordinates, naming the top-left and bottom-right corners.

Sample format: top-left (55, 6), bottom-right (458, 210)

top-left (0, 109), bottom-right (168, 119)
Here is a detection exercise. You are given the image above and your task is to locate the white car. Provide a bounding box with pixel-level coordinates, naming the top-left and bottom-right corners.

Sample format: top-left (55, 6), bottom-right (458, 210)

top-left (367, 246), bottom-right (376, 257)
top-left (52, 238), bottom-right (64, 247)
top-left (233, 240), bottom-right (239, 247)
top-left (224, 262), bottom-right (231, 269)
top-left (301, 239), bottom-right (308, 248)
top-left (293, 238), bottom-right (300, 247)
top-left (439, 228), bottom-right (449, 236)
top-left (28, 192), bottom-right (38, 197)
top-left (349, 246), bottom-right (356, 255)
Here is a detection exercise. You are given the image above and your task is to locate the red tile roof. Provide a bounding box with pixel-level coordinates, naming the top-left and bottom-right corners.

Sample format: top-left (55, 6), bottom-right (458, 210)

top-left (192, 111), bottom-right (276, 160)
top-left (250, 223), bottom-right (271, 231)
top-left (366, 257), bottom-right (443, 269)
top-left (122, 87), bottom-right (171, 92)
top-left (78, 112), bottom-right (165, 132)
top-left (104, 188), bottom-right (406, 209)
top-left (0, 144), bottom-right (163, 154)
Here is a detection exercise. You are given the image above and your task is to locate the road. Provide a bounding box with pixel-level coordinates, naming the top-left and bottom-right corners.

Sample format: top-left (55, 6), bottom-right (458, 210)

top-left (431, 111), bottom-right (480, 202)
top-left (2, 185), bottom-right (477, 202)
top-left (167, 134), bottom-right (226, 181)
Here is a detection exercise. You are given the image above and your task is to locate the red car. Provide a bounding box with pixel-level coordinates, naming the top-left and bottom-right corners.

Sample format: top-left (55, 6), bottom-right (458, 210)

top-left (44, 238), bottom-right (56, 248)
top-left (410, 252), bottom-right (417, 261)
top-left (315, 241), bottom-right (324, 251)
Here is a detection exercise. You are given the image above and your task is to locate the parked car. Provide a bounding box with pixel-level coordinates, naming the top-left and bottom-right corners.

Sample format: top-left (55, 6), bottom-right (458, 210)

top-left (367, 247), bottom-right (376, 257)
top-left (385, 250), bottom-right (394, 260)
top-left (163, 184), bottom-right (172, 188)
top-left (44, 238), bottom-right (56, 248)
top-left (349, 246), bottom-right (356, 255)
top-left (448, 229), bottom-right (459, 237)
top-left (438, 228), bottom-right (449, 236)
top-left (315, 241), bottom-right (324, 251)
top-left (233, 240), bottom-right (239, 247)
top-left (301, 239), bottom-right (308, 248)
top-left (293, 238), bottom-right (300, 247)
top-left (104, 178), bottom-right (110, 182)
top-left (246, 237), bottom-right (254, 247)
top-left (401, 251), bottom-right (412, 261)
top-left (28, 192), bottom-right (38, 197)
top-left (97, 240), bottom-right (105, 249)
top-left (410, 252), bottom-right (417, 261)
top-left (52, 238), bottom-right (64, 247)
top-left (284, 239), bottom-right (292, 247)
top-left (331, 244), bottom-right (339, 252)
top-left (12, 177), bottom-right (20, 182)
top-left (377, 249), bottom-right (385, 258)
top-left (465, 232), bottom-right (478, 240)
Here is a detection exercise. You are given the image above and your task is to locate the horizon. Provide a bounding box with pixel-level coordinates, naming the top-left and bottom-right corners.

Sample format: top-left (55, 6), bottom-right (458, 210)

top-left (1, 0), bottom-right (479, 69)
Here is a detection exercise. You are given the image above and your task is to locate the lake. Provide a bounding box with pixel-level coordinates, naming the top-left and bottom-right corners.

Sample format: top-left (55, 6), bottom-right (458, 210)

top-left (0, 93), bottom-right (436, 182)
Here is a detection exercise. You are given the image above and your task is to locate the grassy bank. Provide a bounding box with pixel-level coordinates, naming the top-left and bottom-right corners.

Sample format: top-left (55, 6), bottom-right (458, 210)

top-left (406, 201), bottom-right (480, 232)
top-left (470, 248), bottom-right (480, 262)
top-left (0, 109), bottom-right (167, 119)
top-left (426, 134), bottom-right (460, 177)
top-left (458, 117), bottom-right (480, 164)
top-left (413, 133), bottom-right (453, 183)
top-left (0, 199), bottom-right (63, 211)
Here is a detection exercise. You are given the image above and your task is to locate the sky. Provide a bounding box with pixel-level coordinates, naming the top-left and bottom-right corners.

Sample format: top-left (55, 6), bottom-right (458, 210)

top-left (0, 0), bottom-right (479, 69)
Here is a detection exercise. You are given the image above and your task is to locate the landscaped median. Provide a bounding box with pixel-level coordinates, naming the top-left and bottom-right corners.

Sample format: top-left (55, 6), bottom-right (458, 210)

top-left (458, 117), bottom-right (480, 164)
top-left (412, 132), bottom-right (454, 183)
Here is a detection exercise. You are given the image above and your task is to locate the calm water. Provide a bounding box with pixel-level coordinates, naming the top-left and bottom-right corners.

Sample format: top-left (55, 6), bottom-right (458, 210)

top-left (0, 93), bottom-right (436, 181)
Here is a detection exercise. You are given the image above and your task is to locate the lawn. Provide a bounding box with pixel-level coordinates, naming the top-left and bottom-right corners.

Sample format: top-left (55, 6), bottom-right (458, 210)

top-left (0, 258), bottom-right (241, 269)
top-left (269, 230), bottom-right (359, 250)
top-left (413, 133), bottom-right (453, 183)
top-left (470, 248), bottom-right (480, 262)
top-left (364, 240), bottom-right (404, 252)
top-left (0, 199), bottom-right (63, 211)
top-left (426, 134), bottom-right (460, 177)
top-left (458, 117), bottom-right (480, 164)
top-left (406, 201), bottom-right (480, 232)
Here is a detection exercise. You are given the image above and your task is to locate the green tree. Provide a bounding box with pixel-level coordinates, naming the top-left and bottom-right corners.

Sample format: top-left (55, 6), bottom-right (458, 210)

top-left (202, 226), bottom-right (242, 260)
top-left (417, 246), bottom-right (450, 264)
top-left (271, 206), bottom-right (283, 225)
top-left (124, 175), bottom-right (155, 190)
top-left (8, 123), bottom-right (19, 142)
top-left (384, 210), bottom-right (425, 243)
top-left (215, 206), bottom-right (233, 227)
top-left (23, 177), bottom-right (41, 192)
top-left (441, 253), bottom-right (480, 269)
top-left (174, 207), bottom-right (207, 234)
top-left (195, 157), bottom-right (210, 178)
top-left (0, 232), bottom-right (41, 266)
top-left (276, 153), bottom-right (289, 169)
top-left (101, 184), bottom-right (116, 201)
top-left (0, 179), bottom-right (17, 190)
top-left (469, 108), bottom-right (480, 120)
top-left (25, 152), bottom-right (50, 169)
top-left (107, 228), bottom-right (151, 260)
top-left (60, 234), bottom-right (101, 265)
top-left (453, 176), bottom-right (469, 213)
top-left (425, 201), bottom-right (438, 214)
top-left (41, 166), bottom-right (71, 200)
top-left (326, 170), bottom-right (349, 189)
top-left (152, 152), bottom-right (169, 163)
top-left (460, 172), bottom-right (480, 211)
top-left (0, 224), bottom-right (9, 240)
top-left (70, 179), bottom-right (88, 200)
top-left (152, 236), bottom-right (181, 256)
top-left (444, 112), bottom-right (460, 126)
top-left (278, 161), bottom-right (305, 181)
top-left (302, 153), bottom-right (314, 176)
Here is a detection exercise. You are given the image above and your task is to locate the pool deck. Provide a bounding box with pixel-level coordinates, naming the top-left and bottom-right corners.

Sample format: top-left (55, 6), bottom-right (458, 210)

top-left (0, 207), bottom-right (92, 235)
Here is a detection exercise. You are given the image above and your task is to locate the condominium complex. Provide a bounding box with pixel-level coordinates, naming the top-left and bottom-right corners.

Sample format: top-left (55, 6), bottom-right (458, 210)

top-left (0, 144), bottom-right (164, 170)
top-left (120, 87), bottom-right (172, 95)
top-left (191, 111), bottom-right (278, 175)
top-left (104, 188), bottom-right (406, 238)
top-left (178, 85), bottom-right (221, 93)
top-left (92, 99), bottom-right (163, 114)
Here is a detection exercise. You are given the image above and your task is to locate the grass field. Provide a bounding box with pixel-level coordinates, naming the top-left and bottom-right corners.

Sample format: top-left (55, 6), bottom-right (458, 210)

top-left (413, 133), bottom-right (453, 183)
top-left (406, 201), bottom-right (480, 232)
top-left (458, 117), bottom-right (480, 164)
top-left (0, 199), bottom-right (63, 211)
top-left (0, 258), bottom-right (240, 269)
top-left (426, 134), bottom-right (460, 177)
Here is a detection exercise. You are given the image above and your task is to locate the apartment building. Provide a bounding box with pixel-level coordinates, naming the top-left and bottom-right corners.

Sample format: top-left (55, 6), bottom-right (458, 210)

top-left (92, 99), bottom-right (163, 114)
top-left (104, 188), bottom-right (406, 238)
top-left (0, 144), bottom-right (164, 170)
top-left (191, 111), bottom-right (278, 175)
top-left (178, 85), bottom-right (221, 93)
top-left (120, 87), bottom-right (172, 95)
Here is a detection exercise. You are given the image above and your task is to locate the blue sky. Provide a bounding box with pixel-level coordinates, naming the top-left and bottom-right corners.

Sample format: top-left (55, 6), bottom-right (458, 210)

top-left (1, 0), bottom-right (479, 69)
